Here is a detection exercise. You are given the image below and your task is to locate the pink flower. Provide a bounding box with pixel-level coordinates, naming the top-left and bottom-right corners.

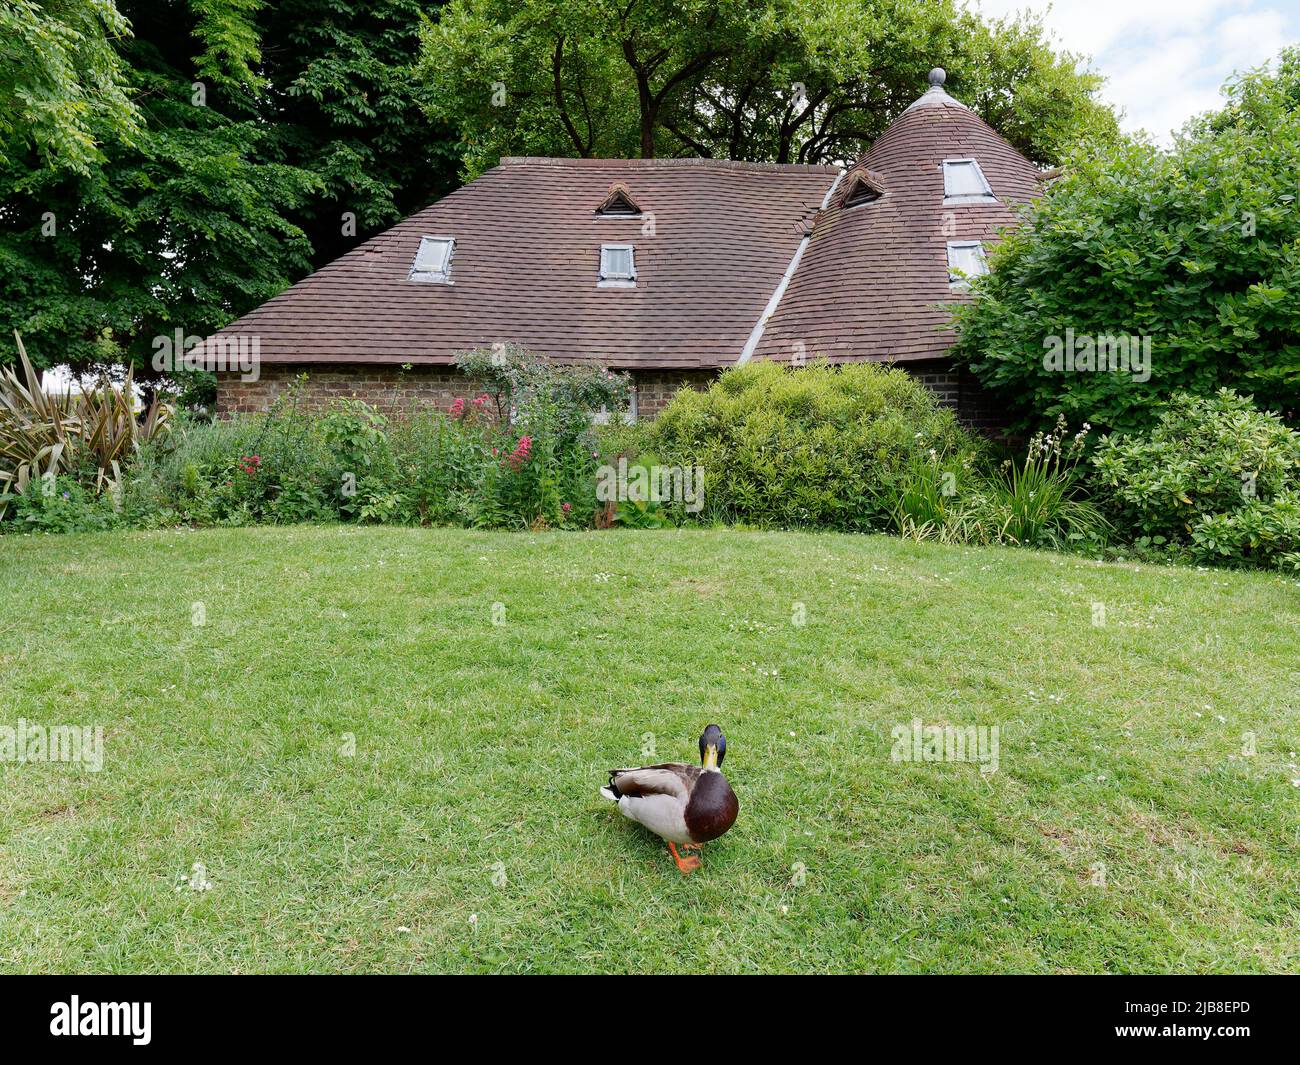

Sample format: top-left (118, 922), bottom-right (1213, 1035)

top-left (450, 397), bottom-right (466, 416)
top-left (502, 434), bottom-right (533, 470)
top-left (472, 394), bottom-right (488, 407)
top-left (562, 502), bottom-right (572, 513)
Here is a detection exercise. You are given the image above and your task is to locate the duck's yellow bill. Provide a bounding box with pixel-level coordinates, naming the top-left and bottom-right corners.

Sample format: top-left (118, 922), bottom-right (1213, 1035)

top-left (703, 744), bottom-right (719, 770)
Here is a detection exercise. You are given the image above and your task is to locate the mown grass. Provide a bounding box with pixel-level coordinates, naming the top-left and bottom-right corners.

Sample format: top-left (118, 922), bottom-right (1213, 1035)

top-left (0, 526), bottom-right (1297, 973)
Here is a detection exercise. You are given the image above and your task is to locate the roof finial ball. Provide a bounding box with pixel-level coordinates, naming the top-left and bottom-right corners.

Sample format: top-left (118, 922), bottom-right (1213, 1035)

top-left (928, 67), bottom-right (946, 88)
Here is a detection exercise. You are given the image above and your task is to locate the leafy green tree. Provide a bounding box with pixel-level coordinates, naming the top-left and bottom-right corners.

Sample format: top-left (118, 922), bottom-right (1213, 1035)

top-left (416, 0), bottom-right (1118, 177)
top-left (0, 0), bottom-right (142, 174)
top-left (0, 4), bottom-right (320, 377)
top-left (0, 0), bottom-right (459, 380)
top-left (257, 0), bottom-right (460, 270)
top-left (952, 50), bottom-right (1300, 433)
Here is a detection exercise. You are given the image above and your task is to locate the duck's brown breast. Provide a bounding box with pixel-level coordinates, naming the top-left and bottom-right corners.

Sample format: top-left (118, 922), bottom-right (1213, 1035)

top-left (684, 773), bottom-right (738, 843)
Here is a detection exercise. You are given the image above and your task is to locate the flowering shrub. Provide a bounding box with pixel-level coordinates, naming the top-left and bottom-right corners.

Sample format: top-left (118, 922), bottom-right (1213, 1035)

top-left (454, 343), bottom-right (631, 449)
top-left (884, 418), bottom-right (1109, 549)
top-left (70, 354), bottom-right (619, 535)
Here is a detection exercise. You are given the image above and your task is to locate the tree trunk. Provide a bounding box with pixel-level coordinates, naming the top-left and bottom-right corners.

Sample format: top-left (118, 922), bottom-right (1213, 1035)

top-left (636, 74), bottom-right (656, 158)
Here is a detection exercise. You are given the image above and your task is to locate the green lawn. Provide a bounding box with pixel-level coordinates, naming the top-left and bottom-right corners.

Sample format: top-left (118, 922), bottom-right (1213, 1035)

top-left (1, 526), bottom-right (1297, 973)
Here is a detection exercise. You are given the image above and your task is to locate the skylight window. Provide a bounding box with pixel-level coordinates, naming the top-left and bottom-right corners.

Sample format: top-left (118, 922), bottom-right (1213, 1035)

top-left (941, 159), bottom-right (997, 204)
top-left (947, 241), bottom-right (989, 288)
top-left (410, 236), bottom-right (454, 283)
top-left (598, 244), bottom-right (636, 287)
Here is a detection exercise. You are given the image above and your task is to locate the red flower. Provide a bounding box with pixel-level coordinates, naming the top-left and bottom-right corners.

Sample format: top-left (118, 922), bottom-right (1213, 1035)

top-left (503, 434), bottom-right (533, 469)
top-left (450, 397), bottom-right (466, 416)
top-left (562, 502), bottom-right (572, 513)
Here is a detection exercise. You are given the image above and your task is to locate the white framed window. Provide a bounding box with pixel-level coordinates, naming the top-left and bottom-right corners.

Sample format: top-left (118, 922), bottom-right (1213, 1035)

top-left (947, 241), bottom-right (989, 288)
top-left (941, 158), bottom-right (997, 204)
top-left (598, 244), bottom-right (636, 287)
top-left (410, 235), bottom-right (455, 283)
top-left (592, 387), bottom-right (638, 425)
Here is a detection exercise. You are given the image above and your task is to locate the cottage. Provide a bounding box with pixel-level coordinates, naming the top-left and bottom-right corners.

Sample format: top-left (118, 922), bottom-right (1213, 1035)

top-left (200, 69), bottom-right (1043, 428)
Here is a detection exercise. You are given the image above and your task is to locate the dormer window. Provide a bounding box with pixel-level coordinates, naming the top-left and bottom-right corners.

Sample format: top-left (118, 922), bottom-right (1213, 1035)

top-left (598, 244), bottom-right (636, 287)
top-left (596, 183), bottom-right (642, 217)
top-left (942, 158), bottom-right (997, 204)
top-left (410, 236), bottom-right (454, 283)
top-left (841, 172), bottom-right (884, 208)
top-left (947, 241), bottom-right (988, 288)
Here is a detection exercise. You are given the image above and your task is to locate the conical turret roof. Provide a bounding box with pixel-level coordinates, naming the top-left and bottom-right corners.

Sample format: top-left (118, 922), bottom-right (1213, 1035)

top-left (753, 69), bottom-right (1045, 365)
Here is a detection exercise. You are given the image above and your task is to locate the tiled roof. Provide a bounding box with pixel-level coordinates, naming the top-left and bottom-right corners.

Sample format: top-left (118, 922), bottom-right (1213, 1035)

top-left (752, 95), bottom-right (1043, 364)
top-left (195, 80), bottom-right (1043, 371)
top-left (195, 157), bottom-right (839, 370)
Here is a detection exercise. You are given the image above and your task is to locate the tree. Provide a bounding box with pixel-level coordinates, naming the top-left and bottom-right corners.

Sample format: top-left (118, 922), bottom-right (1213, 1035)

top-left (257, 0), bottom-right (461, 269)
top-left (0, 0), bottom-right (460, 381)
top-left (416, 0), bottom-right (1118, 178)
top-left (0, 0), bottom-right (142, 175)
top-left (951, 50), bottom-right (1300, 434)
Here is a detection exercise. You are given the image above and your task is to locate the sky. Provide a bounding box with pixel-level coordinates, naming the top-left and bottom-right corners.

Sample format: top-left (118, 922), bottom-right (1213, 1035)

top-left (970, 0), bottom-right (1300, 142)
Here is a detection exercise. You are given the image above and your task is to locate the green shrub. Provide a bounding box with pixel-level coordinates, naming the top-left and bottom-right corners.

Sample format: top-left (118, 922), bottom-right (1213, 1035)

top-left (1090, 389), bottom-right (1300, 568)
top-left (389, 409), bottom-right (488, 525)
top-left (952, 48), bottom-right (1300, 433)
top-left (455, 343), bottom-right (631, 445)
top-left (652, 361), bottom-right (978, 530)
top-left (116, 355), bottom-right (617, 533)
top-left (4, 475), bottom-right (120, 534)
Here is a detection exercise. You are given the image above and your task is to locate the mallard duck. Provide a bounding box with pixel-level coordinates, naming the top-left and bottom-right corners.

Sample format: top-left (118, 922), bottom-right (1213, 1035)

top-left (600, 724), bottom-right (739, 874)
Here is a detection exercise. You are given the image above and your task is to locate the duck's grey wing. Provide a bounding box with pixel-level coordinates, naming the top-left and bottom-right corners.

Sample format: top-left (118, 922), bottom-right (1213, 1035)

top-left (603, 763), bottom-right (699, 799)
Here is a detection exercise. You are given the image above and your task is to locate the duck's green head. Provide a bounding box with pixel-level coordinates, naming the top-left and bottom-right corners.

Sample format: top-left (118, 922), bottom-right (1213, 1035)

top-left (699, 724), bottom-right (727, 771)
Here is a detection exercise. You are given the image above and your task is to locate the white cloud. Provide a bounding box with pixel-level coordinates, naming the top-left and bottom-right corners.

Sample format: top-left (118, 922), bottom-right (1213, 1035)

top-left (967, 0), bottom-right (1299, 143)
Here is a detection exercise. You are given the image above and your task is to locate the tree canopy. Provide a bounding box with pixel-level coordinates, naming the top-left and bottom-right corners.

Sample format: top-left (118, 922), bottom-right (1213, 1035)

top-left (0, 0), bottom-right (459, 377)
top-left (951, 48), bottom-right (1300, 434)
top-left (0, 0), bottom-right (142, 175)
top-left (416, 0), bottom-right (1119, 178)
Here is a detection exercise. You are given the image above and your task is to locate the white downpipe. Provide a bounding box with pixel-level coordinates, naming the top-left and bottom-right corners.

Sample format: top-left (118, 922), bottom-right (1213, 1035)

top-left (735, 169), bottom-right (845, 366)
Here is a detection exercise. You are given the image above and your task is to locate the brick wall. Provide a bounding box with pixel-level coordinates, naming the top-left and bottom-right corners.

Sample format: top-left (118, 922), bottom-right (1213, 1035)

top-left (905, 359), bottom-right (1009, 435)
top-left (216, 364), bottom-right (719, 420)
top-left (216, 361), bottom-right (1005, 432)
top-left (631, 369), bottom-right (716, 417)
top-left (216, 364), bottom-right (467, 417)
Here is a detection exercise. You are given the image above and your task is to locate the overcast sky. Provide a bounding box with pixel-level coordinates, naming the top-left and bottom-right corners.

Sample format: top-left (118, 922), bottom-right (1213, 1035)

top-left (970, 0), bottom-right (1299, 142)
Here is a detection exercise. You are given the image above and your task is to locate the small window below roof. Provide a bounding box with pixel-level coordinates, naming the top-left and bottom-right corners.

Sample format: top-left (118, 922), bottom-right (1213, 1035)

top-left (947, 241), bottom-right (989, 288)
top-left (598, 244), bottom-right (636, 287)
top-left (942, 158), bottom-right (997, 204)
top-left (410, 236), bottom-right (455, 283)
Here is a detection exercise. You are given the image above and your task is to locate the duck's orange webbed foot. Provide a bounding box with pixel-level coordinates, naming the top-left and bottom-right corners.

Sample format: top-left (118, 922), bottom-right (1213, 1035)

top-left (668, 841), bottom-right (702, 874)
